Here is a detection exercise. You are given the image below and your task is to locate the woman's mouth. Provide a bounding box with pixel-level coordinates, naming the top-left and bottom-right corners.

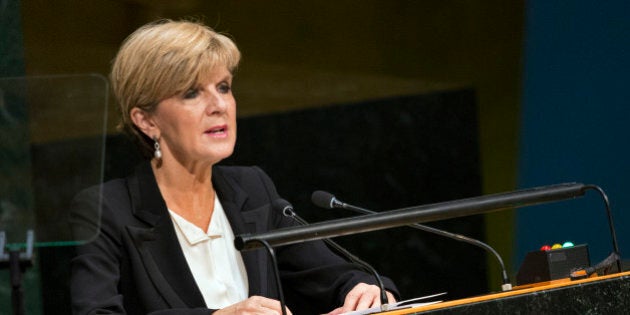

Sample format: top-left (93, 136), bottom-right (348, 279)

top-left (205, 125), bottom-right (228, 137)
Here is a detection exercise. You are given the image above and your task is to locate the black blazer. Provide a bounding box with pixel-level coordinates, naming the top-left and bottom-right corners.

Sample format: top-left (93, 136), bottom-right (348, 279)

top-left (70, 162), bottom-right (397, 315)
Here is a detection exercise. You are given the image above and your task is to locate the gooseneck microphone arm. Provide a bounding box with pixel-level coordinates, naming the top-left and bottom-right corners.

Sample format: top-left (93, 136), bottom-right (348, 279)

top-left (234, 183), bottom-right (587, 251)
top-left (311, 190), bottom-right (513, 291)
top-left (273, 199), bottom-right (389, 309)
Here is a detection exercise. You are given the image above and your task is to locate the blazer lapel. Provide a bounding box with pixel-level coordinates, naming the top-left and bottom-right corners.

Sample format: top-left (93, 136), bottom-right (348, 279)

top-left (126, 162), bottom-right (207, 308)
top-left (212, 166), bottom-right (270, 298)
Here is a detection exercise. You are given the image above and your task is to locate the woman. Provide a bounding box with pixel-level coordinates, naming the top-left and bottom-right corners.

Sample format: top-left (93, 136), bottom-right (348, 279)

top-left (70, 19), bottom-right (397, 315)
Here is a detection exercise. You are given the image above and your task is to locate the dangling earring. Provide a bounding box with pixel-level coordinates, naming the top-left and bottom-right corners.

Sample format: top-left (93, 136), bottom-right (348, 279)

top-left (153, 136), bottom-right (162, 160)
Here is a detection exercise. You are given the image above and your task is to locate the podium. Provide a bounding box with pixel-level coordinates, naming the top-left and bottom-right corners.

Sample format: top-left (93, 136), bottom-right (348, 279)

top-left (385, 271), bottom-right (630, 314)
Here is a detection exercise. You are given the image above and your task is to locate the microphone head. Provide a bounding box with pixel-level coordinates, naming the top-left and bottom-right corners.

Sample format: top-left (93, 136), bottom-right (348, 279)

top-left (311, 190), bottom-right (336, 209)
top-left (272, 198), bottom-right (293, 217)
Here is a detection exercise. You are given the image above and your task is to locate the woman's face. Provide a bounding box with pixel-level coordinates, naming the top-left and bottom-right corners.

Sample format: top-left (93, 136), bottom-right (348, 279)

top-left (151, 65), bottom-right (237, 166)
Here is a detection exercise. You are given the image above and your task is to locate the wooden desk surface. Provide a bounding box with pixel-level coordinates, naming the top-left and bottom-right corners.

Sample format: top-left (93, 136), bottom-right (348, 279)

top-left (383, 271), bottom-right (630, 315)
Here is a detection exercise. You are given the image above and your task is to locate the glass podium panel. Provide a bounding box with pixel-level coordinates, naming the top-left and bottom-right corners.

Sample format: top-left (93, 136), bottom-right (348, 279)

top-left (0, 74), bottom-right (107, 249)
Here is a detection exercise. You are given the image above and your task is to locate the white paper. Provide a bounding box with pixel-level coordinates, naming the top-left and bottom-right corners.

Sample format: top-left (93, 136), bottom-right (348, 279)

top-left (339, 292), bottom-right (446, 315)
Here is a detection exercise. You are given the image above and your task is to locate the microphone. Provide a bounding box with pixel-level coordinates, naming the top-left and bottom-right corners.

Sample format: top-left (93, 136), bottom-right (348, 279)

top-left (311, 190), bottom-right (513, 291)
top-left (272, 199), bottom-right (391, 310)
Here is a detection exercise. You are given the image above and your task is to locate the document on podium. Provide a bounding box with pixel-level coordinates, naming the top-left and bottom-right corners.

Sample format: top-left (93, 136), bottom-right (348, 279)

top-left (340, 292), bottom-right (446, 315)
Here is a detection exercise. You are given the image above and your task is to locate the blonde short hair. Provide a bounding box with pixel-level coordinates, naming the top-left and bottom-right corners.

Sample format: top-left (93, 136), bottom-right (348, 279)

top-left (111, 19), bottom-right (241, 158)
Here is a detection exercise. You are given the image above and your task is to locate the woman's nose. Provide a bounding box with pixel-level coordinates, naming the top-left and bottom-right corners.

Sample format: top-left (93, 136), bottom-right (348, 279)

top-left (205, 91), bottom-right (227, 115)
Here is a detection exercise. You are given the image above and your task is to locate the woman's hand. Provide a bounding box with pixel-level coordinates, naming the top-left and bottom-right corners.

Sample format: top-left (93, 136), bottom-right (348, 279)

top-left (325, 283), bottom-right (396, 315)
top-left (214, 296), bottom-right (293, 315)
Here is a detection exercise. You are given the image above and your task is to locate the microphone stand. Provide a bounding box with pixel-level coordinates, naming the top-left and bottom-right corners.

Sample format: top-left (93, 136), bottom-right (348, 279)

top-left (583, 185), bottom-right (622, 272)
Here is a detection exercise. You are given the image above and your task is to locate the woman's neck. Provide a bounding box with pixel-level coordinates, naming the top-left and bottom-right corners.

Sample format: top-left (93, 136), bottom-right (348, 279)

top-left (152, 157), bottom-right (215, 231)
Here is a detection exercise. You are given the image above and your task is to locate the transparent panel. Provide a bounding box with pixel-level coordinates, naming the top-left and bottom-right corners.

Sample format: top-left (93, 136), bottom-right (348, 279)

top-left (0, 74), bottom-right (107, 248)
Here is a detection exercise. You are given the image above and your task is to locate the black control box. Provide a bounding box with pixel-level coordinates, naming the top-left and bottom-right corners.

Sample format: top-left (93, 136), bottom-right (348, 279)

top-left (516, 244), bottom-right (590, 285)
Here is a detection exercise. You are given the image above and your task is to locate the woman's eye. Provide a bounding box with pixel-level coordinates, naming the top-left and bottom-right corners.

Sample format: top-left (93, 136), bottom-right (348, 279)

top-left (218, 82), bottom-right (231, 94)
top-left (183, 88), bottom-right (199, 99)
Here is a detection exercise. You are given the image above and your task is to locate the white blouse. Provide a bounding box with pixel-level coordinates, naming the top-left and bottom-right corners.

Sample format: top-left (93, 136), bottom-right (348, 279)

top-left (168, 196), bottom-right (249, 309)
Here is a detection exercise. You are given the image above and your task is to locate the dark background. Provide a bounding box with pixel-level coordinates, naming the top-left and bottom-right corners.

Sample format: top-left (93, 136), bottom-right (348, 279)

top-left (224, 90), bottom-right (485, 301)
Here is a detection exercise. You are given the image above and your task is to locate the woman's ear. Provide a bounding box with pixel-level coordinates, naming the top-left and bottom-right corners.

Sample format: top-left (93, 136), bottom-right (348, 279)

top-left (130, 107), bottom-right (159, 138)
